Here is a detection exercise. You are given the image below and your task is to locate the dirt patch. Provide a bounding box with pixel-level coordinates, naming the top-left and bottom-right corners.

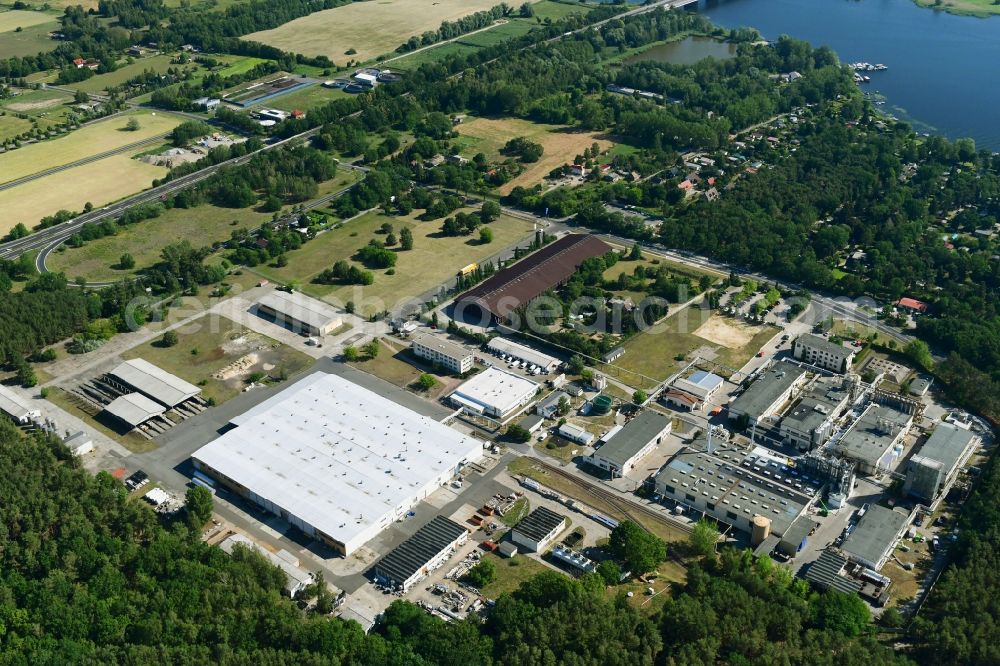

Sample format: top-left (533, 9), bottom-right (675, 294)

top-left (6, 97), bottom-right (65, 112)
top-left (692, 316), bottom-right (755, 348)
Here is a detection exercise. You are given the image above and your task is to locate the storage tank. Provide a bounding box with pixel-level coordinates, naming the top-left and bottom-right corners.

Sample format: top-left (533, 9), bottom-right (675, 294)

top-left (592, 394), bottom-right (613, 415)
top-left (751, 515), bottom-right (771, 546)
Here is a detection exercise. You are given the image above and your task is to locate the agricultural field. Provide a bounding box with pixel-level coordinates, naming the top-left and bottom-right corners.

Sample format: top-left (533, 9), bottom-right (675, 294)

top-left (255, 207), bottom-right (535, 315)
top-left (122, 315), bottom-right (313, 406)
top-left (0, 11), bottom-right (59, 58)
top-left (609, 308), bottom-right (777, 387)
top-left (455, 116), bottom-right (614, 195)
top-left (0, 153), bottom-right (168, 235)
top-left (265, 84), bottom-right (350, 113)
top-left (246, 0), bottom-right (519, 65)
top-left (0, 110), bottom-right (182, 185)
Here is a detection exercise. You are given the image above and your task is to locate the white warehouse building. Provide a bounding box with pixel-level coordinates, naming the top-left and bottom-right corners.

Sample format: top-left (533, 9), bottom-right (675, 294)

top-left (449, 367), bottom-right (538, 421)
top-left (192, 372), bottom-right (483, 556)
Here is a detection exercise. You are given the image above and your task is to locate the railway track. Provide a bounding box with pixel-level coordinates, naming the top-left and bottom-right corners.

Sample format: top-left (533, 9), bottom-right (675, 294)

top-left (529, 458), bottom-right (692, 538)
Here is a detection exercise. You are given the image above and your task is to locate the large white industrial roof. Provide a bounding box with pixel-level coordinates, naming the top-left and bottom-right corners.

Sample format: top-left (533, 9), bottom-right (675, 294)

top-left (110, 358), bottom-right (200, 407)
top-left (450, 366), bottom-right (539, 415)
top-left (193, 372), bottom-right (483, 551)
top-left (257, 290), bottom-right (341, 331)
top-left (103, 393), bottom-right (165, 427)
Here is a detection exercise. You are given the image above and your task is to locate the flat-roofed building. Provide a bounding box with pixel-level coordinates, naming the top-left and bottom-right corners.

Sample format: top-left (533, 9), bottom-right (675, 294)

top-left (793, 334), bottom-right (855, 373)
top-left (833, 404), bottom-right (912, 475)
top-left (672, 370), bottom-right (725, 403)
top-left (840, 505), bottom-right (910, 570)
top-left (103, 393), bottom-right (165, 429)
top-left (536, 391), bottom-right (568, 418)
top-left (654, 438), bottom-right (813, 538)
top-left (449, 367), bottom-right (538, 421)
top-left (587, 410), bottom-right (671, 477)
top-left (557, 422), bottom-right (594, 446)
top-left (904, 424), bottom-right (978, 502)
top-left (510, 506), bottom-right (568, 552)
top-left (0, 385), bottom-right (40, 424)
top-left (779, 376), bottom-right (852, 451)
top-left (410, 333), bottom-right (473, 374)
top-left (256, 290), bottom-right (343, 336)
top-left (371, 516), bottom-right (469, 592)
top-left (193, 372), bottom-right (483, 556)
top-left (108, 358), bottom-right (200, 408)
top-left (729, 361), bottom-right (808, 427)
top-left (486, 337), bottom-right (560, 372)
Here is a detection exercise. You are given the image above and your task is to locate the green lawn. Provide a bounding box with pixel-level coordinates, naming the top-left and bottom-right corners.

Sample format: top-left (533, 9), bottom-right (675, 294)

top-left (255, 208), bottom-right (535, 316)
top-left (0, 19), bottom-right (59, 59)
top-left (389, 41), bottom-right (480, 71)
top-left (122, 315), bottom-right (314, 406)
top-left (479, 554), bottom-right (553, 598)
top-left (529, 0), bottom-right (594, 21)
top-left (454, 20), bottom-right (536, 48)
top-left (48, 171), bottom-right (359, 282)
top-left (0, 88), bottom-right (73, 118)
top-left (216, 55), bottom-right (271, 77)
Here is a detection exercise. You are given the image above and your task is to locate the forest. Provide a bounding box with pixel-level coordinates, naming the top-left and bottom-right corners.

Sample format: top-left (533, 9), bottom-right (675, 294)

top-left (0, 421), bottom-right (913, 665)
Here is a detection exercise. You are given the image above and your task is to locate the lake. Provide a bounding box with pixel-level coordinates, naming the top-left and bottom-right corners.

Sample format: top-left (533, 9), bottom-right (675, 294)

top-left (625, 36), bottom-right (737, 66)
top-left (696, 0), bottom-right (1000, 150)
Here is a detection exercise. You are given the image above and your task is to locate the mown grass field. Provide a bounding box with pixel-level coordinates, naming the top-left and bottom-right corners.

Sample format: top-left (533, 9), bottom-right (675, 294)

top-left (0, 114), bottom-right (31, 141)
top-left (0, 153), bottom-right (169, 235)
top-left (246, 0), bottom-right (520, 65)
top-left (50, 170), bottom-right (360, 282)
top-left (453, 20), bottom-right (535, 48)
top-left (265, 84), bottom-right (350, 112)
top-left (255, 207), bottom-right (535, 315)
top-left (480, 553), bottom-right (553, 598)
top-left (0, 110), bottom-right (182, 184)
top-left (531, 0), bottom-right (593, 21)
top-left (69, 55), bottom-right (180, 94)
top-left (0, 87), bottom-right (73, 117)
top-left (389, 41), bottom-right (479, 71)
top-left (0, 15), bottom-right (59, 58)
top-left (455, 116), bottom-right (613, 195)
top-left (0, 9), bottom-right (56, 32)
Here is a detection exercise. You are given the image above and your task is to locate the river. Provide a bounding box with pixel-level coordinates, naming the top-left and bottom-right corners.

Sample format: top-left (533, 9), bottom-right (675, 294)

top-left (692, 0), bottom-right (1000, 150)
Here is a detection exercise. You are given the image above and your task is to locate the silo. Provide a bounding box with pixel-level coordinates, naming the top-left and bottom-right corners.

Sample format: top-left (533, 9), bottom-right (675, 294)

top-left (751, 514), bottom-right (772, 547)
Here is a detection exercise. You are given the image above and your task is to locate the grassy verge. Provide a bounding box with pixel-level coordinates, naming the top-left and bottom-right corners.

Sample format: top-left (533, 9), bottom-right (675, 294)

top-left (479, 553), bottom-right (552, 598)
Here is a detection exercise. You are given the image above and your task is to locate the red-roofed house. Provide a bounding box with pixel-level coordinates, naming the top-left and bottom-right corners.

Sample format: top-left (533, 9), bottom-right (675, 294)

top-left (290, 109), bottom-right (306, 119)
top-left (73, 58), bottom-right (86, 68)
top-left (896, 297), bottom-right (928, 314)
top-left (678, 180), bottom-right (695, 190)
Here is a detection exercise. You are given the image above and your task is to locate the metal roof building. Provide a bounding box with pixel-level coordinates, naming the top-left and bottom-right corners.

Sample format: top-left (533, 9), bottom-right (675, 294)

top-left (778, 376), bottom-right (851, 451)
top-left (486, 337), bottom-right (560, 371)
top-left (193, 372), bottom-right (483, 556)
top-left (455, 234), bottom-right (612, 323)
top-left (371, 516), bottom-right (469, 592)
top-left (793, 334), bottom-right (855, 373)
top-left (803, 550), bottom-right (863, 594)
top-left (510, 506), bottom-right (568, 552)
top-left (0, 385), bottom-right (40, 424)
top-left (904, 423), bottom-right (978, 502)
top-left (449, 367), bottom-right (539, 421)
top-left (841, 505), bottom-right (910, 570)
top-left (729, 361), bottom-right (808, 426)
top-left (587, 410), bottom-right (671, 477)
top-left (103, 393), bottom-right (165, 428)
top-left (109, 358), bottom-right (200, 408)
top-left (672, 370), bottom-right (724, 401)
top-left (833, 404), bottom-right (912, 475)
top-left (654, 437), bottom-right (814, 537)
top-left (256, 290), bottom-right (343, 336)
